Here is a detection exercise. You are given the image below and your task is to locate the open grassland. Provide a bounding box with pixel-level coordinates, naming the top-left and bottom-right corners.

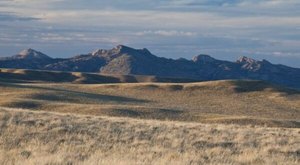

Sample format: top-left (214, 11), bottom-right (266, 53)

top-left (0, 108), bottom-right (299, 165)
top-left (0, 70), bottom-right (299, 164)
top-left (0, 79), bottom-right (299, 127)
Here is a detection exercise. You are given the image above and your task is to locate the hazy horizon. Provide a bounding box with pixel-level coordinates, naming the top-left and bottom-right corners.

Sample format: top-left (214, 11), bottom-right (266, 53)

top-left (1, 0), bottom-right (300, 67)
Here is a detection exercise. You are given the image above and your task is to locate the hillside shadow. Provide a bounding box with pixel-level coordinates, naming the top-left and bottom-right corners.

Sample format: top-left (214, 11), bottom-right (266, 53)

top-left (5, 101), bottom-right (42, 109)
top-left (193, 141), bottom-right (236, 149)
top-left (231, 80), bottom-right (300, 95)
top-left (0, 82), bottom-right (149, 103)
top-left (111, 109), bottom-right (142, 117)
top-left (158, 109), bottom-right (183, 115)
top-left (109, 108), bottom-right (184, 119)
top-left (0, 78), bottom-right (29, 83)
top-left (0, 70), bottom-right (122, 84)
top-left (29, 93), bottom-right (78, 102)
top-left (0, 71), bottom-right (77, 82)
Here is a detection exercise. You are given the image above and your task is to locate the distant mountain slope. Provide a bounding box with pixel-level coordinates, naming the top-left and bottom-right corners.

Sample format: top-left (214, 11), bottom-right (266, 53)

top-left (1, 45), bottom-right (300, 88)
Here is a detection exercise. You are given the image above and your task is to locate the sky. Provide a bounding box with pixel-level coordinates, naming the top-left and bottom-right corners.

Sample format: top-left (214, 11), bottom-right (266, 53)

top-left (0, 0), bottom-right (300, 67)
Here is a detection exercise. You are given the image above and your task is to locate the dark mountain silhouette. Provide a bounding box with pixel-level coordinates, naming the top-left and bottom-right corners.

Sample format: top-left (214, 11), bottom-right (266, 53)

top-left (1, 45), bottom-right (300, 88)
top-left (0, 48), bottom-right (55, 69)
top-left (12, 48), bottom-right (52, 60)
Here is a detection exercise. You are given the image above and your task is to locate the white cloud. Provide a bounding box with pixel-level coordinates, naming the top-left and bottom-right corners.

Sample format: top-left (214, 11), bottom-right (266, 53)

top-left (238, 0), bottom-right (300, 6)
top-left (136, 30), bottom-right (197, 37)
top-left (23, 9), bottom-right (298, 30)
top-left (272, 51), bottom-right (300, 58)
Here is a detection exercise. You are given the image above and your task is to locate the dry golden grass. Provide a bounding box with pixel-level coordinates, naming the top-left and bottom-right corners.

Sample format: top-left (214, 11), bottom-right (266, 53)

top-left (0, 108), bottom-right (299, 165)
top-left (0, 75), bottom-right (299, 164)
top-left (0, 79), bottom-right (299, 127)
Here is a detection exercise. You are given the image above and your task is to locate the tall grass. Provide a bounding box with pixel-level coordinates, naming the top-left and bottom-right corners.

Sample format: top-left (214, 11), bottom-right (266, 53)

top-left (0, 108), bottom-right (299, 165)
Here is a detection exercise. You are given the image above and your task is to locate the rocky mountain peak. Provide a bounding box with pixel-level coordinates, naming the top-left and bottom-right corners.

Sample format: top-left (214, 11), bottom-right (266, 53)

top-left (15, 48), bottom-right (51, 60)
top-left (92, 49), bottom-right (107, 56)
top-left (91, 45), bottom-right (152, 60)
top-left (192, 54), bottom-right (216, 63)
top-left (236, 56), bottom-right (257, 64)
top-left (112, 45), bottom-right (135, 54)
top-left (236, 56), bottom-right (263, 71)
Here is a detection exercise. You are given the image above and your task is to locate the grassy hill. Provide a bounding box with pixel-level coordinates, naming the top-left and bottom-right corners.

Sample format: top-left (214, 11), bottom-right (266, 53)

top-left (0, 72), bottom-right (299, 127)
top-left (0, 69), bottom-right (299, 164)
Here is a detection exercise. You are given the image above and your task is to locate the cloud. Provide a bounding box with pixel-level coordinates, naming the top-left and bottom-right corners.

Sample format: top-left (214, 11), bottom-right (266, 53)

top-left (167, 0), bottom-right (300, 7)
top-left (1, 0), bottom-right (64, 3)
top-left (28, 9), bottom-right (299, 30)
top-left (136, 30), bottom-right (197, 37)
top-left (271, 51), bottom-right (300, 58)
top-left (0, 12), bottom-right (39, 21)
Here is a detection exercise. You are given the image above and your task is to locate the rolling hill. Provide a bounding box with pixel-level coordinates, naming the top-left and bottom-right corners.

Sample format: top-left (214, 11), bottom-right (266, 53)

top-left (0, 77), bottom-right (299, 127)
top-left (0, 68), bottom-right (299, 164)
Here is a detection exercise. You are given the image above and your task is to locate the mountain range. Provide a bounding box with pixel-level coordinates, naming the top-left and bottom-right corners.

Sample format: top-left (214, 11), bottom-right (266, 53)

top-left (1, 45), bottom-right (300, 88)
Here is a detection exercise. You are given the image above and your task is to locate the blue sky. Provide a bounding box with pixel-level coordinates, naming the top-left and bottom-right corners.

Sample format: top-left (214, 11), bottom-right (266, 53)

top-left (0, 0), bottom-right (300, 67)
